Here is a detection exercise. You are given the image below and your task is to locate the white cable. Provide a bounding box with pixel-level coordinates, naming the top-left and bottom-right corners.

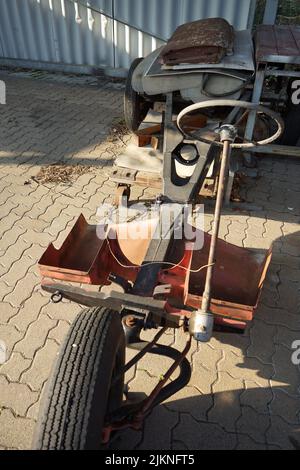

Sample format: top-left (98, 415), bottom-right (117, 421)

top-left (106, 237), bottom-right (215, 274)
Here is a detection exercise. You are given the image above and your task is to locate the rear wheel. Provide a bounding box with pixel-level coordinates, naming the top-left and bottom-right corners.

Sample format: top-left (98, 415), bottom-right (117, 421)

top-left (124, 57), bottom-right (152, 133)
top-left (32, 306), bottom-right (125, 450)
top-left (280, 105), bottom-right (300, 146)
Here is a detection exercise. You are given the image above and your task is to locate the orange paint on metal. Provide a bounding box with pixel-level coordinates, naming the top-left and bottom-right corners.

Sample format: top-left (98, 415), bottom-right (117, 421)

top-left (38, 215), bottom-right (272, 329)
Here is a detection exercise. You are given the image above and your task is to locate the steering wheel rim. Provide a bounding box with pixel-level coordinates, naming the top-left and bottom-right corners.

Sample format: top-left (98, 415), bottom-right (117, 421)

top-left (177, 99), bottom-right (284, 148)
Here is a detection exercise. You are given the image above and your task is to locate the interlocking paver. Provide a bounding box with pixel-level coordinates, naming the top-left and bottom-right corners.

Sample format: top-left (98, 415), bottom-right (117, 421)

top-left (240, 381), bottom-right (273, 414)
top-left (275, 324), bottom-right (300, 350)
top-left (236, 405), bottom-right (270, 445)
top-left (247, 319), bottom-right (277, 363)
top-left (0, 70), bottom-right (299, 450)
top-left (1, 212), bottom-right (24, 237)
top-left (271, 344), bottom-right (300, 396)
top-left (48, 320), bottom-right (71, 344)
top-left (236, 434), bottom-right (267, 450)
top-left (270, 388), bottom-right (300, 425)
top-left (277, 280), bottom-right (300, 315)
top-left (256, 303), bottom-right (300, 330)
top-left (14, 314), bottom-right (57, 359)
top-left (173, 414), bottom-right (237, 450)
top-left (165, 385), bottom-right (213, 422)
top-left (209, 332), bottom-right (250, 358)
top-left (0, 409), bottom-right (35, 450)
top-left (190, 345), bottom-right (222, 394)
top-left (0, 352), bottom-right (32, 382)
top-left (4, 255), bottom-right (37, 288)
top-left (22, 229), bottom-right (52, 247)
top-left (26, 392), bottom-right (42, 421)
top-left (219, 350), bottom-right (273, 388)
top-left (16, 216), bottom-right (50, 232)
top-left (208, 371), bottom-right (244, 432)
top-left (0, 375), bottom-right (39, 416)
top-left (0, 226), bottom-right (26, 254)
top-left (3, 272), bottom-right (39, 308)
top-left (0, 302), bottom-right (18, 324)
top-left (0, 324), bottom-right (24, 359)
top-left (138, 405), bottom-right (178, 450)
top-left (21, 339), bottom-right (59, 391)
top-left (0, 238), bottom-right (31, 275)
top-left (43, 299), bottom-right (82, 323)
top-left (266, 415), bottom-right (296, 449)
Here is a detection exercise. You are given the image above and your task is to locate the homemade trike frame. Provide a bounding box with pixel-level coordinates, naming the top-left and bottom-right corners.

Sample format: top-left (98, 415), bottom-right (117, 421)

top-left (33, 98), bottom-right (283, 450)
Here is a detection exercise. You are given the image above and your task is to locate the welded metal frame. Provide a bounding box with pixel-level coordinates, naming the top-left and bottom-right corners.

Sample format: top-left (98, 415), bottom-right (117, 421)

top-left (162, 93), bottom-right (220, 203)
top-left (38, 97), bottom-right (282, 443)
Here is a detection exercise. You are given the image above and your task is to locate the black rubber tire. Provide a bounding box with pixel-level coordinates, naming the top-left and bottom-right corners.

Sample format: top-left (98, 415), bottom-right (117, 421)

top-left (279, 78), bottom-right (300, 146)
top-left (124, 57), bottom-right (151, 133)
top-left (280, 105), bottom-right (300, 146)
top-left (32, 307), bottom-right (125, 450)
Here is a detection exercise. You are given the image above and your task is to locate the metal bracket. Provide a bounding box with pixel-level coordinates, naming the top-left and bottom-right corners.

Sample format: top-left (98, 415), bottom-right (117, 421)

top-left (42, 282), bottom-right (168, 314)
top-left (42, 282), bottom-right (184, 328)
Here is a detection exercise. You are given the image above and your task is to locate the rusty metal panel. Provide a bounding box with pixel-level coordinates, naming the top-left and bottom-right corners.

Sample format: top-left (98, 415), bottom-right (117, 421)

top-left (160, 18), bottom-right (235, 65)
top-left (256, 24), bottom-right (300, 64)
top-left (38, 214), bottom-right (272, 326)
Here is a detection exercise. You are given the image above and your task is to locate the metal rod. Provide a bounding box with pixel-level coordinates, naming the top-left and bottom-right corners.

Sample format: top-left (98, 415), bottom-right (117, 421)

top-left (103, 339), bottom-right (192, 437)
top-left (201, 140), bottom-right (232, 313)
top-left (112, 327), bottom-right (168, 385)
top-left (246, 144), bottom-right (300, 157)
top-left (138, 336), bottom-right (192, 417)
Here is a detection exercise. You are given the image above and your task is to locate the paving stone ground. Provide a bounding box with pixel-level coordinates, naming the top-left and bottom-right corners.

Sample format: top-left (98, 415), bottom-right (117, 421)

top-left (0, 70), bottom-right (300, 450)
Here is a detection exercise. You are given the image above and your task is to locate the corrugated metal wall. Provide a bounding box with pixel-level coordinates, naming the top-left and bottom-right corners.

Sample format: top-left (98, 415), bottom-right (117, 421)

top-left (0, 0), bottom-right (115, 69)
top-left (0, 0), bottom-right (257, 72)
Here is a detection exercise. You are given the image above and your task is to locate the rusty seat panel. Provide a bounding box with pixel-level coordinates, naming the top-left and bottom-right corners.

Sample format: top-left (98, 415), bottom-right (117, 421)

top-left (160, 17), bottom-right (235, 65)
top-left (256, 24), bottom-right (300, 65)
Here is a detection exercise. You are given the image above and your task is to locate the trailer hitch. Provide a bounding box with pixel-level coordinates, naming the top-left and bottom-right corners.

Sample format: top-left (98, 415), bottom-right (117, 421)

top-left (42, 282), bottom-right (185, 328)
top-left (43, 282), bottom-right (168, 314)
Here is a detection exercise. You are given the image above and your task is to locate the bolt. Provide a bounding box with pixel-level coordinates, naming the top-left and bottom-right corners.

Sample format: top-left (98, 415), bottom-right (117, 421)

top-left (123, 315), bottom-right (137, 328)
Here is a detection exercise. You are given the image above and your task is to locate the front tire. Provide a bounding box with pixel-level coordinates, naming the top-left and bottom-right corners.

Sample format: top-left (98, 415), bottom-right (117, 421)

top-left (32, 307), bottom-right (125, 450)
